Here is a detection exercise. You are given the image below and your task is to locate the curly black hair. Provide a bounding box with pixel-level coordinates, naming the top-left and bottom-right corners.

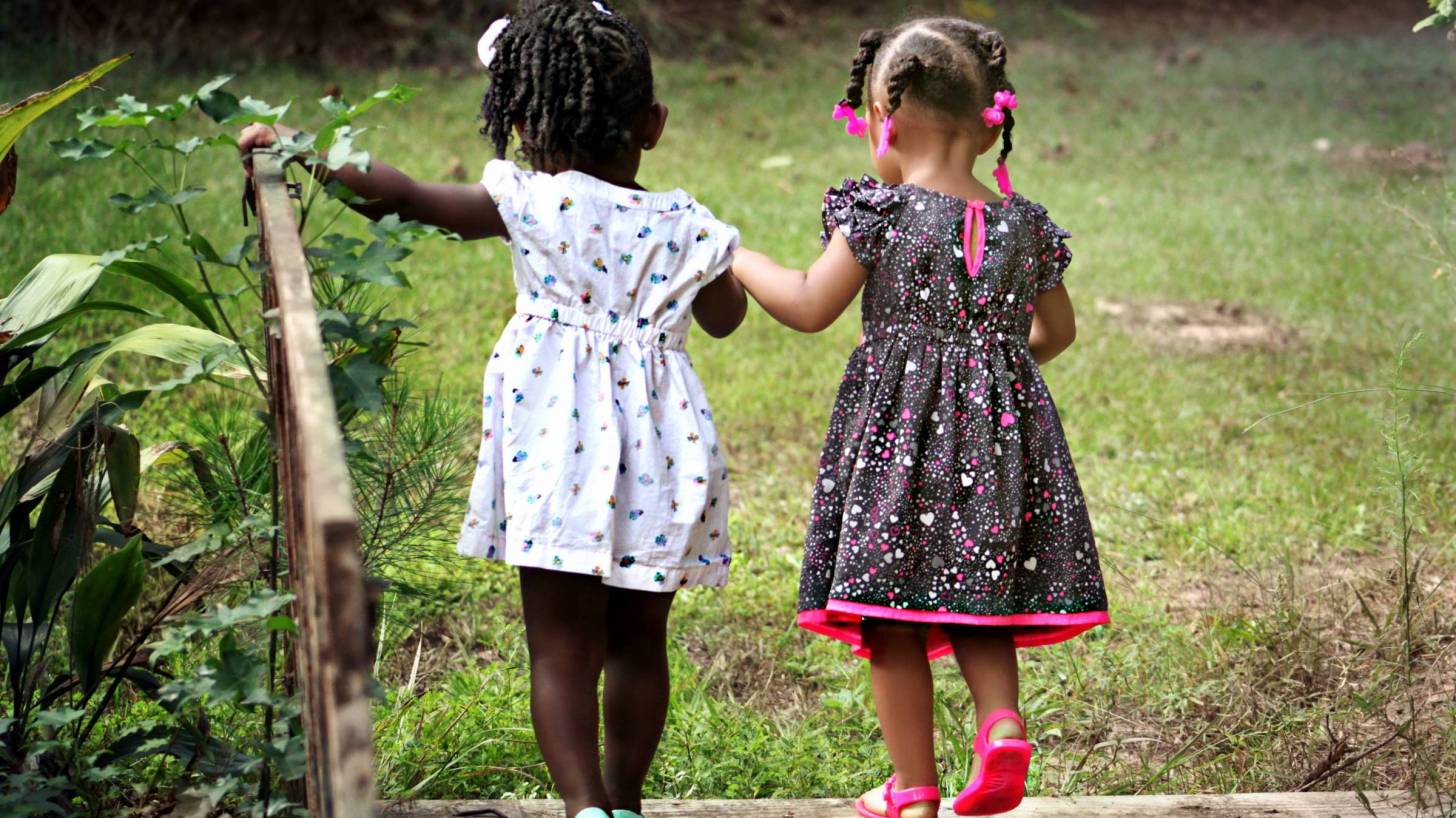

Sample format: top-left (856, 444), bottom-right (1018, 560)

top-left (480, 0), bottom-right (654, 169)
top-left (840, 18), bottom-right (1017, 167)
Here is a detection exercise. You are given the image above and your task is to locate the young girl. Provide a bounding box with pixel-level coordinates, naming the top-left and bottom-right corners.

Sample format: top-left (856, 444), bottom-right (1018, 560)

top-left (240, 3), bottom-right (745, 817)
top-left (731, 18), bottom-right (1109, 818)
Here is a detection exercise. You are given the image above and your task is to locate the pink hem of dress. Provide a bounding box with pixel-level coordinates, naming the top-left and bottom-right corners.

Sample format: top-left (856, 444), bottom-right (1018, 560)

top-left (798, 602), bottom-right (1109, 660)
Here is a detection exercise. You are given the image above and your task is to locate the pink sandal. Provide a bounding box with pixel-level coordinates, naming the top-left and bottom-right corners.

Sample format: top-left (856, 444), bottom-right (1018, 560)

top-left (855, 774), bottom-right (941, 818)
top-left (951, 709), bottom-right (1033, 816)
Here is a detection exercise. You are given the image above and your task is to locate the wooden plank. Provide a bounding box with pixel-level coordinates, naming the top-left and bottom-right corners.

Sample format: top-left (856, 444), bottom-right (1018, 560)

top-left (254, 152), bottom-right (376, 818)
top-left (380, 791), bottom-right (1414, 818)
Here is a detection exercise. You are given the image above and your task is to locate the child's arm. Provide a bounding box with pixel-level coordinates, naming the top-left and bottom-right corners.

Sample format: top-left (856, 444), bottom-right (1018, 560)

top-left (692, 271), bottom-right (747, 338)
top-left (730, 231), bottom-right (868, 333)
top-left (238, 124), bottom-right (507, 241)
top-left (1028, 283), bottom-right (1077, 364)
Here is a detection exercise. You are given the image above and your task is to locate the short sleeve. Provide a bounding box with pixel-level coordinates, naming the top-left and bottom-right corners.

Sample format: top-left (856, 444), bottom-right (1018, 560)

top-left (821, 176), bottom-right (904, 270)
top-left (686, 202), bottom-right (741, 285)
top-left (480, 159), bottom-right (530, 228)
top-left (1028, 202), bottom-right (1073, 294)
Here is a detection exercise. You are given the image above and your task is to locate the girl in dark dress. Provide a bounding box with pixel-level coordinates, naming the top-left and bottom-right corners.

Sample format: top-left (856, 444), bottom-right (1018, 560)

top-left (732, 17), bottom-right (1109, 818)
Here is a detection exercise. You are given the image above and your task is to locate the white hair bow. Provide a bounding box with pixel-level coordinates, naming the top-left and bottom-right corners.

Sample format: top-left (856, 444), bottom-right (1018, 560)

top-left (477, 16), bottom-right (511, 68)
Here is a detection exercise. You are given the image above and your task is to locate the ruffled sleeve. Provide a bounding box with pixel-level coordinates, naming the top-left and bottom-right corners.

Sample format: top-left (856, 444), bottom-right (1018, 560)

top-left (690, 203), bottom-right (742, 285)
top-left (480, 158), bottom-right (533, 237)
top-left (821, 176), bottom-right (904, 270)
top-left (1026, 201), bottom-right (1073, 293)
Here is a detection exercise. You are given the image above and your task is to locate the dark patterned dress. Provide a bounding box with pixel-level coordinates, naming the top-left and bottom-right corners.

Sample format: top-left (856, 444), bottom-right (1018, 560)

top-left (796, 177), bottom-right (1109, 660)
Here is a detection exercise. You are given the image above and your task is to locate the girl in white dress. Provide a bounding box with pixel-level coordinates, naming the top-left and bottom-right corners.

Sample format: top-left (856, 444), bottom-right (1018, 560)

top-left (239, 3), bottom-right (745, 816)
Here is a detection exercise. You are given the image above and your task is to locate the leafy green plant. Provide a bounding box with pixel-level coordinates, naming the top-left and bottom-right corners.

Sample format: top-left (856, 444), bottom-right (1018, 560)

top-left (0, 55), bottom-right (130, 217)
top-left (1414, 0), bottom-right (1456, 37)
top-left (0, 71), bottom-right (469, 813)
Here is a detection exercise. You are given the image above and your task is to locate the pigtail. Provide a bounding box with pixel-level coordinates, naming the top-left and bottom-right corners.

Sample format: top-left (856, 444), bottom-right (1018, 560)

top-left (883, 53), bottom-right (926, 119)
top-left (976, 28), bottom-right (1015, 165)
top-left (841, 29), bottom-right (884, 110)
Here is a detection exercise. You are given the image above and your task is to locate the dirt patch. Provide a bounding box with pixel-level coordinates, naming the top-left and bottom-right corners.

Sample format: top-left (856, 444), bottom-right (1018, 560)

top-left (1095, 298), bottom-right (1298, 353)
top-left (1318, 139), bottom-right (1448, 176)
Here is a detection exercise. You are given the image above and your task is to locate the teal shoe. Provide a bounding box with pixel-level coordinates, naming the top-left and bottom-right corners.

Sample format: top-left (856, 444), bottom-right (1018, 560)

top-left (574, 810), bottom-right (610, 818)
top-left (612, 812), bottom-right (644, 818)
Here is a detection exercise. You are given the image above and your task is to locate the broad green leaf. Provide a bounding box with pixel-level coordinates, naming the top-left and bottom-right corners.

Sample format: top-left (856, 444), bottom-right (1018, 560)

top-left (0, 301), bottom-right (158, 353)
top-left (0, 55), bottom-right (131, 160)
top-left (265, 615), bottom-right (296, 633)
top-left (225, 96), bottom-right (291, 126)
top-left (42, 324), bottom-right (249, 440)
top-left (104, 428), bottom-right (141, 526)
top-left (334, 241), bottom-right (410, 287)
top-left (320, 125), bottom-right (371, 173)
top-left (97, 235), bottom-right (167, 267)
top-left (103, 258), bottom-right (219, 332)
top-left (31, 707), bottom-right (85, 730)
top-left (0, 363), bottom-right (62, 418)
top-left (1414, 12), bottom-right (1439, 30)
top-left (315, 84), bottom-right (419, 151)
top-left (27, 440), bottom-right (95, 623)
top-left (1, 624), bottom-right (51, 698)
top-left (70, 536), bottom-right (146, 695)
top-left (147, 342), bottom-right (244, 395)
top-left (0, 254), bottom-right (104, 347)
top-left (330, 357), bottom-right (391, 413)
top-left (369, 213), bottom-right (458, 245)
top-left (0, 146), bottom-right (14, 216)
top-left (190, 75), bottom-right (240, 123)
top-left (50, 136), bottom-right (134, 161)
top-left (108, 185), bottom-right (205, 214)
top-left (220, 235), bottom-right (259, 267)
top-left (144, 134), bottom-right (235, 156)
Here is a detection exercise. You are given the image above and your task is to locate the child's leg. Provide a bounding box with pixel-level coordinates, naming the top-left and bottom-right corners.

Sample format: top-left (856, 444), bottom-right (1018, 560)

top-left (859, 620), bottom-right (939, 817)
top-left (519, 567), bottom-right (612, 815)
top-left (946, 627), bottom-right (1024, 773)
top-left (601, 586), bottom-right (677, 815)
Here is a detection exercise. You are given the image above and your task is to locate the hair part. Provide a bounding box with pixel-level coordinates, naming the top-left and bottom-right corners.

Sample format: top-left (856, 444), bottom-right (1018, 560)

top-left (480, 0), bottom-right (654, 169)
top-left (838, 17), bottom-right (1016, 166)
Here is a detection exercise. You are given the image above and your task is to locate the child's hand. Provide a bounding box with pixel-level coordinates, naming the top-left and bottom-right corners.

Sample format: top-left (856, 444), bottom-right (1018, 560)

top-left (237, 123), bottom-right (300, 178)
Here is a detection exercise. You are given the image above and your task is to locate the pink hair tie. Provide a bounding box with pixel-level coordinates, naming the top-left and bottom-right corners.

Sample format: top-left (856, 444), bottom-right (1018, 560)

top-left (981, 89), bottom-right (1018, 129)
top-left (832, 102), bottom-right (869, 138)
top-left (993, 160), bottom-right (1013, 198)
top-left (876, 116), bottom-right (894, 157)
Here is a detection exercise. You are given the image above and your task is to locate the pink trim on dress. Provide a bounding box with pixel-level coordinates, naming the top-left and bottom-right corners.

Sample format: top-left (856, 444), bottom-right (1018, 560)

top-left (798, 603), bottom-right (1109, 660)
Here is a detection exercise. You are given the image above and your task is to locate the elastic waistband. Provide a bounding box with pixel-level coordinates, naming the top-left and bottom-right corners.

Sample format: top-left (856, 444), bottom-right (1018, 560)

top-left (515, 295), bottom-right (687, 350)
top-left (865, 323), bottom-right (1030, 349)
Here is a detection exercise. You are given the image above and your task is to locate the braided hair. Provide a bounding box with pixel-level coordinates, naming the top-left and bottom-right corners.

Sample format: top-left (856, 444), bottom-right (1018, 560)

top-left (838, 18), bottom-right (1017, 166)
top-left (480, 0), bottom-right (654, 169)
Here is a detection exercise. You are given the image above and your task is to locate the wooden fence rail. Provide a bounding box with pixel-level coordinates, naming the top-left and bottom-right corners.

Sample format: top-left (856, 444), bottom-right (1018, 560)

top-left (383, 792), bottom-right (1416, 817)
top-left (253, 152), bottom-right (377, 818)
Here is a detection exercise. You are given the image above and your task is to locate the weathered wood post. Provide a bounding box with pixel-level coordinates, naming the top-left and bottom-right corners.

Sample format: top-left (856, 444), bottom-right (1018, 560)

top-left (252, 152), bottom-right (377, 818)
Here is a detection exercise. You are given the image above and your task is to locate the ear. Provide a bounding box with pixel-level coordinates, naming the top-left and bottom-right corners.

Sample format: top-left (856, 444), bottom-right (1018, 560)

top-left (641, 102), bottom-right (669, 151)
top-left (870, 100), bottom-right (888, 123)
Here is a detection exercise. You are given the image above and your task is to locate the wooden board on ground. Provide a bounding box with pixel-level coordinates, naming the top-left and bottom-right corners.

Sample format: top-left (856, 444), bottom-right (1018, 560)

top-left (382, 791), bottom-right (1413, 817)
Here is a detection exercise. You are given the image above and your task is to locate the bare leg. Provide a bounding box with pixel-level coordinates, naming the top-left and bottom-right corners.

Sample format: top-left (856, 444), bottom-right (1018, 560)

top-left (946, 626), bottom-right (1024, 779)
top-left (519, 568), bottom-right (611, 816)
top-left (857, 620), bottom-right (939, 818)
top-left (602, 585), bottom-right (677, 814)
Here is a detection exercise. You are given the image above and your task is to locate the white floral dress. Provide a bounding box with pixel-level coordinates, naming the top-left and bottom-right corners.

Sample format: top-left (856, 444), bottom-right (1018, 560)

top-left (457, 160), bottom-right (740, 592)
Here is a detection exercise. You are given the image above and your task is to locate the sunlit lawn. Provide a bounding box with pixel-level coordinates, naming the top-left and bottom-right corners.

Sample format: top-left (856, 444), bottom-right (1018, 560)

top-left (3, 9), bottom-right (1454, 800)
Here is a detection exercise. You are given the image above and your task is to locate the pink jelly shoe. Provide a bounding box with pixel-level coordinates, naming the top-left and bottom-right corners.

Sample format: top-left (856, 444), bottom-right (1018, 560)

top-left (855, 774), bottom-right (941, 818)
top-left (951, 709), bottom-right (1033, 816)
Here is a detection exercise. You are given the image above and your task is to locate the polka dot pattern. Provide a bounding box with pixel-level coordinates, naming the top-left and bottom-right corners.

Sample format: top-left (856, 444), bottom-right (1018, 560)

top-left (797, 177), bottom-right (1108, 658)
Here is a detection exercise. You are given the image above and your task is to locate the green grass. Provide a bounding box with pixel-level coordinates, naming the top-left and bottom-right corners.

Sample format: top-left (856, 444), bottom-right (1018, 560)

top-left (3, 8), bottom-right (1455, 803)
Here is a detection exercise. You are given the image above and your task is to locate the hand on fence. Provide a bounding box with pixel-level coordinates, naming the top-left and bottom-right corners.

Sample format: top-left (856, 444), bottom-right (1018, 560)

top-left (238, 122), bottom-right (300, 178)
